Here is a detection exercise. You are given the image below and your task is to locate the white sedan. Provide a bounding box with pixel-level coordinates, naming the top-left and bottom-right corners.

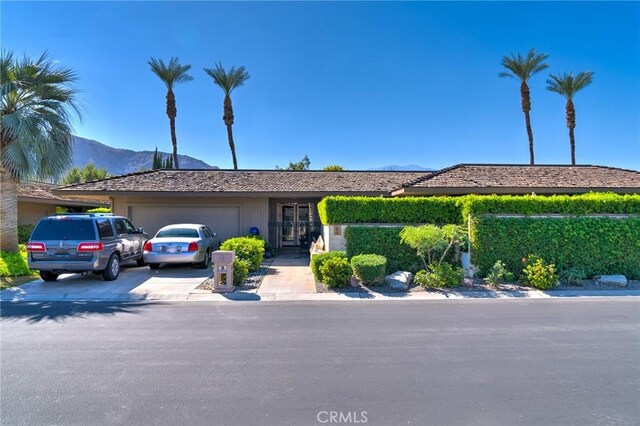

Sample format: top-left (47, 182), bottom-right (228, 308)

top-left (143, 224), bottom-right (217, 270)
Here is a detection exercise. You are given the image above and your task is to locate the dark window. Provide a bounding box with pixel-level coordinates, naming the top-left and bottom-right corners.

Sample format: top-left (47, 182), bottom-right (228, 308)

top-left (31, 219), bottom-right (96, 240)
top-left (97, 219), bottom-right (114, 239)
top-left (114, 219), bottom-right (127, 235)
top-left (123, 219), bottom-right (137, 233)
top-left (202, 228), bottom-right (210, 238)
top-left (156, 228), bottom-right (199, 238)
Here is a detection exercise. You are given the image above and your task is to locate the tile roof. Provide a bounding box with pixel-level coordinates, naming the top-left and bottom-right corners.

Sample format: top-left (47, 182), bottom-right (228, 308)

top-left (18, 182), bottom-right (109, 206)
top-left (57, 169), bottom-right (431, 195)
top-left (396, 164), bottom-right (640, 194)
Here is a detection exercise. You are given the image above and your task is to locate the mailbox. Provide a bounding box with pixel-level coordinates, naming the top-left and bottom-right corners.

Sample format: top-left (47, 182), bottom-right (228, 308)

top-left (211, 250), bottom-right (235, 292)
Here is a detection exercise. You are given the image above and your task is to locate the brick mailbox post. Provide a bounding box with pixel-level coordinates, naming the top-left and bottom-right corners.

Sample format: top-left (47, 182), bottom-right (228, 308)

top-left (211, 251), bottom-right (235, 292)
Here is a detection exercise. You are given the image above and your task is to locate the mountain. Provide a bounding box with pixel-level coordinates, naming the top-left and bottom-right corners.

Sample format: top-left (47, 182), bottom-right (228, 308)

top-left (71, 136), bottom-right (217, 175)
top-left (369, 164), bottom-right (436, 171)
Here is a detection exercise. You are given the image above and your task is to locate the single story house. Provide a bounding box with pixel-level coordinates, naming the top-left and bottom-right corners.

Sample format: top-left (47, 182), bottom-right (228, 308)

top-left (18, 182), bottom-right (109, 225)
top-left (56, 164), bottom-right (640, 249)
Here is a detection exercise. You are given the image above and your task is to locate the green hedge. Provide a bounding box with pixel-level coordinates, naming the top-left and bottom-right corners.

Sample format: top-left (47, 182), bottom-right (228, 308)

top-left (472, 216), bottom-right (640, 279)
top-left (351, 254), bottom-right (387, 285)
top-left (318, 193), bottom-right (640, 225)
top-left (345, 227), bottom-right (421, 273)
top-left (86, 207), bottom-right (111, 213)
top-left (463, 193), bottom-right (640, 218)
top-left (18, 224), bottom-right (35, 244)
top-left (318, 196), bottom-right (463, 225)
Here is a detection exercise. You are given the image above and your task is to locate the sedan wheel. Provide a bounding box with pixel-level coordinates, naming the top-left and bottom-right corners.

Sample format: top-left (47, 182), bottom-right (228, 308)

top-left (197, 250), bottom-right (211, 269)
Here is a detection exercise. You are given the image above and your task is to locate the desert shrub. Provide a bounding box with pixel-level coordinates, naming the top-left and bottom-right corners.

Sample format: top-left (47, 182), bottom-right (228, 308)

top-left (86, 207), bottom-right (111, 213)
top-left (414, 263), bottom-right (464, 289)
top-left (521, 255), bottom-right (558, 290)
top-left (350, 254), bottom-right (387, 285)
top-left (399, 224), bottom-right (464, 269)
top-left (0, 245), bottom-right (32, 277)
top-left (310, 251), bottom-right (346, 283)
top-left (319, 256), bottom-right (352, 288)
top-left (18, 224), bottom-right (35, 244)
top-left (220, 237), bottom-right (265, 272)
top-left (558, 267), bottom-right (587, 286)
top-left (318, 196), bottom-right (463, 225)
top-left (485, 260), bottom-right (514, 286)
top-left (345, 227), bottom-right (421, 273)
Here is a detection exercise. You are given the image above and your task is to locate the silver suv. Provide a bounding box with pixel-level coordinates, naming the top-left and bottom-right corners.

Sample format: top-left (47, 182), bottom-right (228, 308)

top-left (27, 213), bottom-right (149, 282)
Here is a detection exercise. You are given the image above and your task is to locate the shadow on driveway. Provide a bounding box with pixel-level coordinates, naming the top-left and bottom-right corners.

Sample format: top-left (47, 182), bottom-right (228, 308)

top-left (0, 301), bottom-right (162, 323)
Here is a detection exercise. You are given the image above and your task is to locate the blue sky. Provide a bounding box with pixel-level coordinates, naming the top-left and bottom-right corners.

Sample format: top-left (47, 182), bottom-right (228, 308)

top-left (2, 1), bottom-right (639, 170)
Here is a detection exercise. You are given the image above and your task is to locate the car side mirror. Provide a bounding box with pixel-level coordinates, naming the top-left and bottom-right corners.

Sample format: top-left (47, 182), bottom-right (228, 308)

top-left (138, 227), bottom-right (144, 233)
top-left (213, 232), bottom-right (217, 237)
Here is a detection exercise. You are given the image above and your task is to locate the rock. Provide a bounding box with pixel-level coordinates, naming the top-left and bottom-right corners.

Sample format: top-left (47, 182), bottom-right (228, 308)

top-left (349, 276), bottom-right (361, 287)
top-left (596, 275), bottom-right (628, 287)
top-left (385, 271), bottom-right (413, 290)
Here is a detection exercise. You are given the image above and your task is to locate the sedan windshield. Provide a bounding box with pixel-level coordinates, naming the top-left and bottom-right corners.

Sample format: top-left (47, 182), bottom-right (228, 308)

top-left (155, 228), bottom-right (199, 238)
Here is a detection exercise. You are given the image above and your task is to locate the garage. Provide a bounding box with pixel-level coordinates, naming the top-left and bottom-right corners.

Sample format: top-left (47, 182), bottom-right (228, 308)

top-left (128, 205), bottom-right (241, 243)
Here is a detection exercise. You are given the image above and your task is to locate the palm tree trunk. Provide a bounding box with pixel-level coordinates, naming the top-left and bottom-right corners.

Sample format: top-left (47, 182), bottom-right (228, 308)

top-left (566, 99), bottom-right (576, 165)
top-left (520, 82), bottom-right (535, 165)
top-left (166, 89), bottom-right (180, 169)
top-left (226, 124), bottom-right (238, 170)
top-left (0, 168), bottom-right (19, 253)
top-left (223, 95), bottom-right (238, 170)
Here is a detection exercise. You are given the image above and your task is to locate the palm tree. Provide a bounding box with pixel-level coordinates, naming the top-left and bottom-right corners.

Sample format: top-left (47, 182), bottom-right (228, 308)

top-left (204, 63), bottom-right (250, 170)
top-left (499, 49), bottom-right (549, 165)
top-left (1, 51), bottom-right (81, 252)
top-left (148, 57), bottom-right (193, 169)
top-left (546, 72), bottom-right (594, 165)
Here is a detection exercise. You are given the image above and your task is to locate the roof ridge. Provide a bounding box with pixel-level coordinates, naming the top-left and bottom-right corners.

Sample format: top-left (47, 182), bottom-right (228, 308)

top-left (58, 168), bottom-right (160, 189)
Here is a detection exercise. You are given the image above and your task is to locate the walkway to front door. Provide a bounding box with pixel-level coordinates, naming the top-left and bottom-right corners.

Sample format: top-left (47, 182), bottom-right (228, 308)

top-left (257, 253), bottom-right (316, 295)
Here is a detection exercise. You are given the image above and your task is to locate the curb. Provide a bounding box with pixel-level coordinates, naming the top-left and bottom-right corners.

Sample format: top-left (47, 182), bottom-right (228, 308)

top-left (2, 289), bottom-right (639, 303)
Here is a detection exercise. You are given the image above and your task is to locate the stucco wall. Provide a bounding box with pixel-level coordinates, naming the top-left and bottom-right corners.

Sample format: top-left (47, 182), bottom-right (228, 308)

top-left (18, 202), bottom-right (54, 225)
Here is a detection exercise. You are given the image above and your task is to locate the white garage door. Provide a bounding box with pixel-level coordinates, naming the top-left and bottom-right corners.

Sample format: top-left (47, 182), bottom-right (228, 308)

top-left (128, 205), bottom-right (240, 242)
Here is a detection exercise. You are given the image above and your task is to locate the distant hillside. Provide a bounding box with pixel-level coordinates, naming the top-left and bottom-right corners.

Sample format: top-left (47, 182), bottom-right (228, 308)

top-left (369, 164), bottom-right (435, 171)
top-left (71, 136), bottom-right (217, 175)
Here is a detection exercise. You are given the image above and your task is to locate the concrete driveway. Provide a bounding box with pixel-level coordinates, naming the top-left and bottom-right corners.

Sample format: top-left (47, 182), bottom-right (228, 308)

top-left (0, 262), bottom-right (211, 302)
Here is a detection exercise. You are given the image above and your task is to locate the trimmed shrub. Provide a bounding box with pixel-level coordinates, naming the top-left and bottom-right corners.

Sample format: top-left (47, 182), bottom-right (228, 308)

top-left (319, 256), bottom-right (352, 288)
top-left (351, 254), bottom-right (387, 285)
top-left (220, 237), bottom-right (265, 272)
top-left (521, 255), bottom-right (558, 290)
top-left (232, 259), bottom-right (250, 286)
top-left (345, 227), bottom-right (421, 273)
top-left (18, 224), bottom-right (35, 244)
top-left (311, 251), bottom-right (346, 283)
top-left (558, 267), bottom-right (587, 286)
top-left (318, 196), bottom-right (463, 225)
top-left (0, 245), bottom-right (32, 277)
top-left (463, 193), bottom-right (640, 218)
top-left (472, 216), bottom-right (640, 279)
top-left (86, 207), bottom-right (111, 213)
top-left (414, 263), bottom-right (464, 288)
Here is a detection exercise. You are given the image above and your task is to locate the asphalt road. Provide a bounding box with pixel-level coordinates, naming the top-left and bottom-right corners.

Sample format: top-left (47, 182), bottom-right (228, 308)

top-left (1, 298), bottom-right (639, 426)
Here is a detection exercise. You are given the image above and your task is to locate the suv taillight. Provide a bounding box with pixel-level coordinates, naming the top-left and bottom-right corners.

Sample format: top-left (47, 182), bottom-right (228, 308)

top-left (187, 242), bottom-right (198, 252)
top-left (26, 242), bottom-right (46, 252)
top-left (77, 242), bottom-right (104, 252)
top-left (143, 241), bottom-right (152, 252)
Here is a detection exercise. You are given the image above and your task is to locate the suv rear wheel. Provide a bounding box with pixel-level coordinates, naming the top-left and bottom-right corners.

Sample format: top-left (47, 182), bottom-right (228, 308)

top-left (40, 271), bottom-right (59, 282)
top-left (102, 254), bottom-right (120, 281)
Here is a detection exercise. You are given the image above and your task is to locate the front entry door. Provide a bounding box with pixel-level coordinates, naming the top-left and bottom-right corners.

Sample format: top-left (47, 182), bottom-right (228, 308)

top-left (281, 204), bottom-right (310, 247)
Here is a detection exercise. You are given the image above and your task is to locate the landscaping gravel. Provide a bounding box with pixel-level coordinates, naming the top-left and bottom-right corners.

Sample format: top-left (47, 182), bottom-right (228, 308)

top-left (195, 259), bottom-right (274, 292)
